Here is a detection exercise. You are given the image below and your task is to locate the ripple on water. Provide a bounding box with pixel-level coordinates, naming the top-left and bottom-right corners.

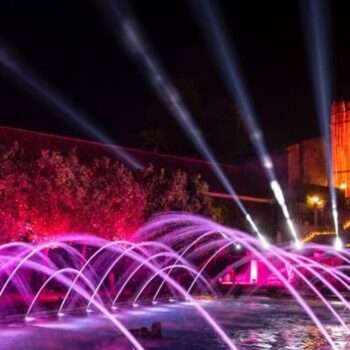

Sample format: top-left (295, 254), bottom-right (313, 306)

top-left (1, 297), bottom-right (350, 350)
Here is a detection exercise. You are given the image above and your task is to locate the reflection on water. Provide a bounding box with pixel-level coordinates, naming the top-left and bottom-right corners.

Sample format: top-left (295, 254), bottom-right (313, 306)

top-left (1, 297), bottom-right (350, 350)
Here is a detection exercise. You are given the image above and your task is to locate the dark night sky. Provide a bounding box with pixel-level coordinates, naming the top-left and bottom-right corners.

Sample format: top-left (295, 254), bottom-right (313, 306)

top-left (0, 0), bottom-right (350, 161)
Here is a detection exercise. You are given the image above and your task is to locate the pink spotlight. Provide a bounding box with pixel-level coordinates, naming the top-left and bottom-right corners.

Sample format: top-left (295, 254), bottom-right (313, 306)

top-left (250, 259), bottom-right (258, 283)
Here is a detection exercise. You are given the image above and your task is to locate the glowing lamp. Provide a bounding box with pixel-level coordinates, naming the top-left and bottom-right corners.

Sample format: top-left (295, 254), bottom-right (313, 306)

top-left (340, 182), bottom-right (347, 190)
top-left (310, 196), bottom-right (320, 204)
top-left (343, 220), bottom-right (350, 230)
top-left (306, 194), bottom-right (325, 208)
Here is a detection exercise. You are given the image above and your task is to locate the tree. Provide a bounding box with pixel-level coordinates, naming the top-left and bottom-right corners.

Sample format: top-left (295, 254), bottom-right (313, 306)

top-left (0, 145), bottom-right (145, 242)
top-left (77, 156), bottom-right (145, 239)
top-left (0, 143), bottom-right (218, 243)
top-left (0, 142), bottom-right (32, 241)
top-left (139, 164), bottom-right (213, 218)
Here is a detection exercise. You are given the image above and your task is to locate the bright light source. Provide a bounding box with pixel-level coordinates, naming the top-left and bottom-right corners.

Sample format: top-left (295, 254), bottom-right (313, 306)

top-left (258, 235), bottom-right (270, 249)
top-left (334, 236), bottom-right (343, 251)
top-left (286, 218), bottom-right (300, 247)
top-left (25, 316), bottom-right (34, 322)
top-left (57, 312), bottom-right (65, 317)
top-left (262, 155), bottom-right (273, 169)
top-left (270, 180), bottom-right (285, 206)
top-left (295, 240), bottom-right (302, 250)
top-left (152, 300), bottom-right (158, 305)
top-left (306, 194), bottom-right (325, 208)
top-left (234, 243), bottom-right (242, 251)
top-left (332, 207), bottom-right (339, 236)
top-left (281, 204), bottom-right (290, 219)
top-left (245, 214), bottom-right (259, 234)
top-left (132, 303), bottom-right (139, 308)
top-left (340, 182), bottom-right (347, 190)
top-left (310, 195), bottom-right (320, 204)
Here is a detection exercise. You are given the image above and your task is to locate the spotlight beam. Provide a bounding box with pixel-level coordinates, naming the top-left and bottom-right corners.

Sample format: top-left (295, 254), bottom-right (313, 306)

top-left (0, 47), bottom-right (142, 170)
top-left (99, 0), bottom-right (267, 243)
top-left (193, 0), bottom-right (300, 246)
top-left (301, 0), bottom-right (340, 241)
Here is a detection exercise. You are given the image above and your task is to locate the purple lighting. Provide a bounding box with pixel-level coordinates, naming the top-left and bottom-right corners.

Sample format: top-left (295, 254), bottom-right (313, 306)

top-left (0, 213), bottom-right (349, 349)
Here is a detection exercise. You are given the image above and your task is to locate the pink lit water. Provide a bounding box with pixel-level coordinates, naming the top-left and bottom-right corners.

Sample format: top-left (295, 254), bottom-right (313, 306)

top-left (1, 297), bottom-right (349, 350)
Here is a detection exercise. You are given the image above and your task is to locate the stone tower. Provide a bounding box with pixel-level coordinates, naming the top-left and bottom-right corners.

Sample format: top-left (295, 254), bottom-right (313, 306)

top-left (331, 100), bottom-right (350, 198)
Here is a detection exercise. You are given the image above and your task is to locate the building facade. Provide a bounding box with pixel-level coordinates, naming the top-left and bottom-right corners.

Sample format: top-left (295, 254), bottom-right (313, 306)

top-left (331, 100), bottom-right (350, 200)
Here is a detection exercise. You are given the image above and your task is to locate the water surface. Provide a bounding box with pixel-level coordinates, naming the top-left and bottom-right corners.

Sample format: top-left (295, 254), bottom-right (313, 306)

top-left (1, 297), bottom-right (349, 350)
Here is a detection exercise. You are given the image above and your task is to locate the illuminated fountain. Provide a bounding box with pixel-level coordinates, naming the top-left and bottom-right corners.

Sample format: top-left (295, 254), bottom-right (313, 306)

top-left (0, 1), bottom-right (347, 349)
top-left (0, 213), bottom-right (350, 349)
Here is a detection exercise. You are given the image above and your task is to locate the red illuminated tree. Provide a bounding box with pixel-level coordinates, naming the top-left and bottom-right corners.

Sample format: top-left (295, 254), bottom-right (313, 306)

top-left (0, 145), bottom-right (145, 242)
top-left (0, 144), bottom-right (215, 243)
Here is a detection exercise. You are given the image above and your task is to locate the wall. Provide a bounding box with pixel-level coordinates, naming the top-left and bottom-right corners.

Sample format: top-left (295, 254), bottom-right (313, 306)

top-left (287, 138), bottom-right (327, 194)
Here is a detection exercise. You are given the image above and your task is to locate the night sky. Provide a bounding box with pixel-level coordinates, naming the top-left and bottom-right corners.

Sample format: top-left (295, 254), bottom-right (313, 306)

top-left (0, 1), bottom-right (350, 161)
